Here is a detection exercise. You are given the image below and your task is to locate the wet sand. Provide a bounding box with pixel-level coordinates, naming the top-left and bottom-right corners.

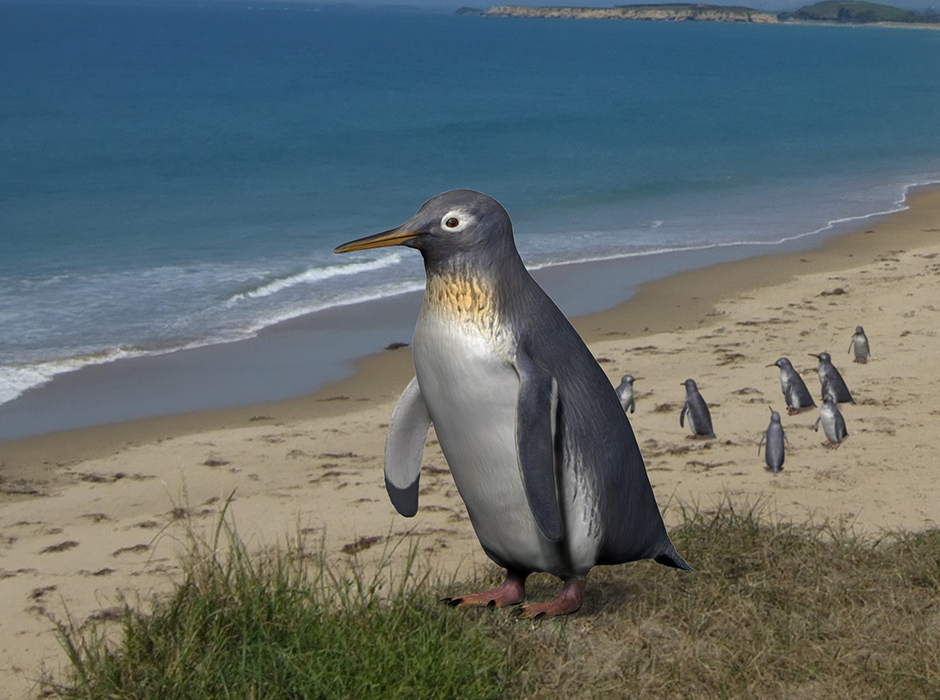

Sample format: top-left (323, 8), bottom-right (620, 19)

top-left (0, 187), bottom-right (938, 699)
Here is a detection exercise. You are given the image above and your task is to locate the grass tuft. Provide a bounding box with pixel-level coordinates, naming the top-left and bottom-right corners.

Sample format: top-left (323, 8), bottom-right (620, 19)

top-left (42, 502), bottom-right (940, 700)
top-left (43, 511), bottom-right (517, 700)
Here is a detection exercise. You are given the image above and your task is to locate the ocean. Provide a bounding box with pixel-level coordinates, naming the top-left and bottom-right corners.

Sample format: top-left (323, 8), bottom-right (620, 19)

top-left (2, 0), bottom-right (940, 439)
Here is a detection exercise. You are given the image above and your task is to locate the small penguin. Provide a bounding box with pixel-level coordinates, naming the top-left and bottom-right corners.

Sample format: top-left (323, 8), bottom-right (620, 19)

top-left (809, 352), bottom-right (855, 404)
top-left (758, 407), bottom-right (788, 474)
top-left (767, 357), bottom-right (817, 416)
top-left (614, 374), bottom-right (639, 414)
top-left (848, 326), bottom-right (871, 364)
top-left (680, 379), bottom-right (715, 439)
top-left (814, 397), bottom-right (848, 449)
top-left (334, 190), bottom-right (690, 619)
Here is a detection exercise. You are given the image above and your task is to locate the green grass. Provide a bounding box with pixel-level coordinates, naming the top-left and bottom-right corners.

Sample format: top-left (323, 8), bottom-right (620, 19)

top-left (42, 503), bottom-right (940, 700)
top-left (44, 517), bottom-right (521, 700)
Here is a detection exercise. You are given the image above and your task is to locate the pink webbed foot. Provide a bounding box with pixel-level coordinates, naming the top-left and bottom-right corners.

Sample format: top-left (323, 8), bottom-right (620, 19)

top-left (512, 579), bottom-right (585, 620)
top-left (830, 442), bottom-right (841, 450)
top-left (787, 407), bottom-right (801, 416)
top-left (442, 571), bottom-right (527, 610)
top-left (821, 439), bottom-right (831, 447)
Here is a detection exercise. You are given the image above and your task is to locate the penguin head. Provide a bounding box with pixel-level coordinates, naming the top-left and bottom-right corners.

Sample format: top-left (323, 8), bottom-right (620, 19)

top-left (769, 407), bottom-right (781, 423)
top-left (621, 374), bottom-right (635, 386)
top-left (682, 378), bottom-right (698, 393)
top-left (768, 357), bottom-right (791, 370)
top-left (333, 190), bottom-right (517, 267)
top-left (855, 325), bottom-right (865, 334)
top-left (810, 352), bottom-right (832, 364)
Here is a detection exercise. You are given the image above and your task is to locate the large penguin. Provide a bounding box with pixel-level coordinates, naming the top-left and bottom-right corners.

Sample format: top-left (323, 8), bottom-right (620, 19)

top-left (334, 190), bottom-right (690, 618)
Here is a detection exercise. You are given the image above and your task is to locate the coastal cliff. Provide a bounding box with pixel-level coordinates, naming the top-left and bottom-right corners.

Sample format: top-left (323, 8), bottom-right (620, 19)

top-left (484, 4), bottom-right (780, 23)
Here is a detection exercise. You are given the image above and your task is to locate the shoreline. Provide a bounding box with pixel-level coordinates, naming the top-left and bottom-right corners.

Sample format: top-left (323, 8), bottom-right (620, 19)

top-left (0, 178), bottom-right (933, 446)
top-left (0, 186), bottom-right (938, 698)
top-left (2, 185), bottom-right (939, 485)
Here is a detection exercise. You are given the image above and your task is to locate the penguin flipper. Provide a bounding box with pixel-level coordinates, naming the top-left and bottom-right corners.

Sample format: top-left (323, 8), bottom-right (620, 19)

top-left (680, 403), bottom-right (687, 428)
top-left (836, 412), bottom-right (848, 440)
top-left (384, 376), bottom-right (431, 517)
top-left (512, 350), bottom-right (563, 542)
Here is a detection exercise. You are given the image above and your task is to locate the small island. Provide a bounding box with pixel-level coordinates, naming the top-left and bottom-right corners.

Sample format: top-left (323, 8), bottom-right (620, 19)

top-left (485, 3), bottom-right (779, 22)
top-left (476, 1), bottom-right (940, 25)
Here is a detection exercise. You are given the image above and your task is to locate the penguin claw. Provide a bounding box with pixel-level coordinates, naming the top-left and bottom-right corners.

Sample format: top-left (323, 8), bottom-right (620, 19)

top-left (441, 575), bottom-right (527, 610)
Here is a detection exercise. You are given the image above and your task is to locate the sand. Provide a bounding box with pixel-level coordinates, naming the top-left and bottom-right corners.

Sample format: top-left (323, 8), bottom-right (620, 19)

top-left (1, 187), bottom-right (939, 699)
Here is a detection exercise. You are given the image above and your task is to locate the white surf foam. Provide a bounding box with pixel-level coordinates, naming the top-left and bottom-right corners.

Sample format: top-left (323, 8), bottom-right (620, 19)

top-left (227, 252), bottom-right (405, 304)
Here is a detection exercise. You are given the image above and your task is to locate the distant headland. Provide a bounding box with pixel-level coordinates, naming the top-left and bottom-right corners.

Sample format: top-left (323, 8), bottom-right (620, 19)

top-left (457, 1), bottom-right (940, 26)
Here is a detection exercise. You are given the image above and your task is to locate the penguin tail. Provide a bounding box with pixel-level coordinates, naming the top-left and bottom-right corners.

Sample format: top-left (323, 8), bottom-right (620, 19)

top-left (655, 540), bottom-right (693, 572)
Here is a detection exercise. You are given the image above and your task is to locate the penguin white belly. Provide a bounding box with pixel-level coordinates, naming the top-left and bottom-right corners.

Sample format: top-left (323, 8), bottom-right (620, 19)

top-left (778, 371), bottom-right (793, 404)
top-left (819, 409), bottom-right (841, 442)
top-left (413, 316), bottom-right (562, 573)
top-left (685, 403), bottom-right (700, 434)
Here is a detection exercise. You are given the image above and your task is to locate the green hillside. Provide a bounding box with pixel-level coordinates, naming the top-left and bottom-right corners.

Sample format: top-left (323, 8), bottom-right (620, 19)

top-left (787, 0), bottom-right (920, 22)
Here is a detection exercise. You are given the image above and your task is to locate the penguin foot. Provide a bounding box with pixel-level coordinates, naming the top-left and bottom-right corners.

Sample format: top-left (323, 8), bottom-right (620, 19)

top-left (787, 407), bottom-right (801, 416)
top-left (442, 572), bottom-right (527, 610)
top-left (511, 579), bottom-right (584, 620)
top-left (830, 442), bottom-right (842, 450)
top-left (821, 440), bottom-right (831, 447)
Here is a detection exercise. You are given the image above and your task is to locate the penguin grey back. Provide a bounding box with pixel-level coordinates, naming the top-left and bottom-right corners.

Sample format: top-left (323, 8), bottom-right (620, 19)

top-left (680, 378), bottom-right (715, 439)
top-left (811, 352), bottom-right (855, 404)
top-left (758, 408), bottom-right (787, 474)
top-left (508, 269), bottom-right (685, 568)
top-left (771, 357), bottom-right (816, 412)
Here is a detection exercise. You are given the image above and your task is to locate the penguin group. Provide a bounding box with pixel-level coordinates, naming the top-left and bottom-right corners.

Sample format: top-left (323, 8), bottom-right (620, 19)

top-left (613, 323), bottom-right (868, 472)
top-left (626, 287), bottom-right (869, 478)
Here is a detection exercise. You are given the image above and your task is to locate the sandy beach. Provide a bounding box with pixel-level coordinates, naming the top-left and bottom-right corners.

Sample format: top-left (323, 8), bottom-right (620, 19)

top-left (1, 187), bottom-right (939, 699)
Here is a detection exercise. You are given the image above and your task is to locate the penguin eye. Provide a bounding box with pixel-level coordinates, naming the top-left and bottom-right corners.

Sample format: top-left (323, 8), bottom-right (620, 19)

top-left (445, 217), bottom-right (459, 228)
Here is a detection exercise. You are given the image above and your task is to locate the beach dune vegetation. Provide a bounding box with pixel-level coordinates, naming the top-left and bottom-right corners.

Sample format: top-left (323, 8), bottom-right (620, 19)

top-left (42, 504), bottom-right (940, 700)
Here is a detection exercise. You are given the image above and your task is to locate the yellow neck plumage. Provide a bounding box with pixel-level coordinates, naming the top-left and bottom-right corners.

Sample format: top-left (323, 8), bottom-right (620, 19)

top-left (424, 271), bottom-right (502, 334)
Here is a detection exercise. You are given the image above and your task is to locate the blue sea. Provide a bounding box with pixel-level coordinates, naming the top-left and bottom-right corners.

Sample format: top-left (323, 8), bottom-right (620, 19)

top-left (2, 0), bottom-right (940, 437)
